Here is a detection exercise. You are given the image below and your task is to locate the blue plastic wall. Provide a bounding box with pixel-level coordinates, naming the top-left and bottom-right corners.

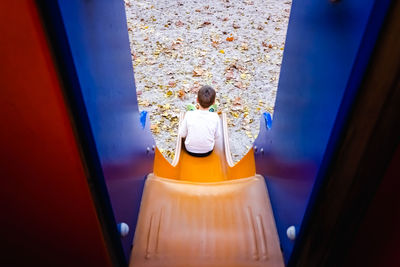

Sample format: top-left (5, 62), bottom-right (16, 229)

top-left (56, 0), bottom-right (155, 260)
top-left (254, 0), bottom-right (391, 263)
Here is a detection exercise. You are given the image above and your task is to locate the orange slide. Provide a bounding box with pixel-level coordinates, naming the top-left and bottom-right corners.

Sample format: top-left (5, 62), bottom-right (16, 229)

top-left (129, 113), bottom-right (284, 267)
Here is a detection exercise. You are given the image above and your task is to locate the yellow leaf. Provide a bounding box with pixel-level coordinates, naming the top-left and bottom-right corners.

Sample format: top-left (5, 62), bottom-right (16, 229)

top-left (219, 49), bottom-right (225, 54)
top-left (178, 89), bottom-right (185, 99)
top-left (192, 67), bottom-right (205, 77)
top-left (150, 124), bottom-right (160, 134)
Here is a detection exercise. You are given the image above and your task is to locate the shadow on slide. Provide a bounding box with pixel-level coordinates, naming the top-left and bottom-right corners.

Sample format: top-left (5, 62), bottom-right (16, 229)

top-left (130, 113), bottom-right (284, 267)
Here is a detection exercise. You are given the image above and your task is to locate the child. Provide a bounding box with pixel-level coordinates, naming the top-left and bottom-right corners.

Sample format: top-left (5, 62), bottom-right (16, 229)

top-left (179, 85), bottom-right (221, 157)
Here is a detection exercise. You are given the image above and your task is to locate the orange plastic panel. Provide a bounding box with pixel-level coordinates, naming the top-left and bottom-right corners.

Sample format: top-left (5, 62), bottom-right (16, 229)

top-left (130, 174), bottom-right (284, 267)
top-left (146, 114), bottom-right (281, 267)
top-left (154, 147), bottom-right (179, 179)
top-left (178, 149), bottom-right (226, 182)
top-left (154, 147), bottom-right (255, 181)
top-left (227, 148), bottom-right (257, 180)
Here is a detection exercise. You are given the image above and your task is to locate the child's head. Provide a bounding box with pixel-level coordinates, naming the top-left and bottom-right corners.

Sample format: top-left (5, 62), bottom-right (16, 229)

top-left (197, 85), bottom-right (216, 108)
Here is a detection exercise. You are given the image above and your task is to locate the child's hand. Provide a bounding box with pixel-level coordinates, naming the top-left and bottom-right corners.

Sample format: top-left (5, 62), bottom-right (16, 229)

top-left (186, 104), bottom-right (196, 111)
top-left (209, 104), bottom-right (218, 112)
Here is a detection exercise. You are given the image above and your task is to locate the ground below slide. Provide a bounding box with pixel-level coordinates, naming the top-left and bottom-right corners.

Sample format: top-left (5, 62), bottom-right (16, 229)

top-left (124, 0), bottom-right (291, 163)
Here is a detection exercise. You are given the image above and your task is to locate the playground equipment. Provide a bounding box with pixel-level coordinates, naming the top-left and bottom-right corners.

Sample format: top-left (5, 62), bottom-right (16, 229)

top-left (130, 113), bottom-right (283, 266)
top-left (1, 1), bottom-right (398, 266)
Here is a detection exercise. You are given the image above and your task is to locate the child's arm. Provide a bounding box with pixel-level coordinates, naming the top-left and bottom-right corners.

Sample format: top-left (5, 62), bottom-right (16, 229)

top-left (178, 114), bottom-right (188, 138)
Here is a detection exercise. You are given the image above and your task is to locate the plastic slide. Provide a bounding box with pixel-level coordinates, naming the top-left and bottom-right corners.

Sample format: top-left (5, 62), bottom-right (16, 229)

top-left (129, 113), bottom-right (284, 267)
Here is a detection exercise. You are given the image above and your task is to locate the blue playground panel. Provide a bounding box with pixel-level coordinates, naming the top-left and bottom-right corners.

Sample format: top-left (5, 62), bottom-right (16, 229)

top-left (255, 0), bottom-right (391, 262)
top-left (53, 0), bottom-right (155, 259)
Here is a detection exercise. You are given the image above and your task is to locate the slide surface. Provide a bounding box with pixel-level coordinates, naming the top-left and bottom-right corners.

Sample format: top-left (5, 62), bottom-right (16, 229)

top-left (130, 113), bottom-right (283, 266)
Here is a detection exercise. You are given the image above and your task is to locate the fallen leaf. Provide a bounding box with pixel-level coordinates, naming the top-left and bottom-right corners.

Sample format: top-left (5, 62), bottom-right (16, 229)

top-left (225, 71), bottom-right (234, 80)
top-left (226, 36), bottom-right (234, 42)
top-left (175, 20), bottom-right (184, 27)
top-left (193, 67), bottom-right (204, 77)
top-left (246, 131), bottom-right (253, 138)
top-left (178, 89), bottom-right (185, 99)
top-left (233, 23), bottom-right (240, 29)
top-left (211, 41), bottom-right (220, 48)
top-left (234, 81), bottom-right (244, 89)
top-left (138, 100), bottom-right (150, 107)
top-left (168, 81), bottom-right (177, 88)
top-left (190, 85), bottom-right (200, 94)
top-left (219, 49), bottom-right (225, 54)
top-left (233, 97), bottom-right (242, 106)
top-left (150, 124), bottom-right (160, 134)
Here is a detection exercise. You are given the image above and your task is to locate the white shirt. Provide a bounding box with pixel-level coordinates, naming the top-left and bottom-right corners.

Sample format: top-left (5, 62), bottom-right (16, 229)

top-left (178, 110), bottom-right (221, 153)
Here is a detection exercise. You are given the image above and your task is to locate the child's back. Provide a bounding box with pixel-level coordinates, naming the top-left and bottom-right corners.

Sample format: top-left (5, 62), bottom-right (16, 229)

top-left (179, 109), bottom-right (220, 154)
top-left (179, 85), bottom-right (221, 156)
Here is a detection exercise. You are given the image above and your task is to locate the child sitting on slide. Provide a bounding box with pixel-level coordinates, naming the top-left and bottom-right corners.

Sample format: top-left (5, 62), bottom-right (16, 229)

top-left (178, 85), bottom-right (221, 157)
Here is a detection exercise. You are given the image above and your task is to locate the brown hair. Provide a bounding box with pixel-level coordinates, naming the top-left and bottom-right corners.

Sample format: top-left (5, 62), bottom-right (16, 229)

top-left (197, 85), bottom-right (216, 108)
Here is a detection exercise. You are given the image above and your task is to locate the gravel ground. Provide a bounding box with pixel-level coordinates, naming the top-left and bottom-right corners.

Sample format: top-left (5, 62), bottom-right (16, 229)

top-left (124, 0), bottom-right (291, 163)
